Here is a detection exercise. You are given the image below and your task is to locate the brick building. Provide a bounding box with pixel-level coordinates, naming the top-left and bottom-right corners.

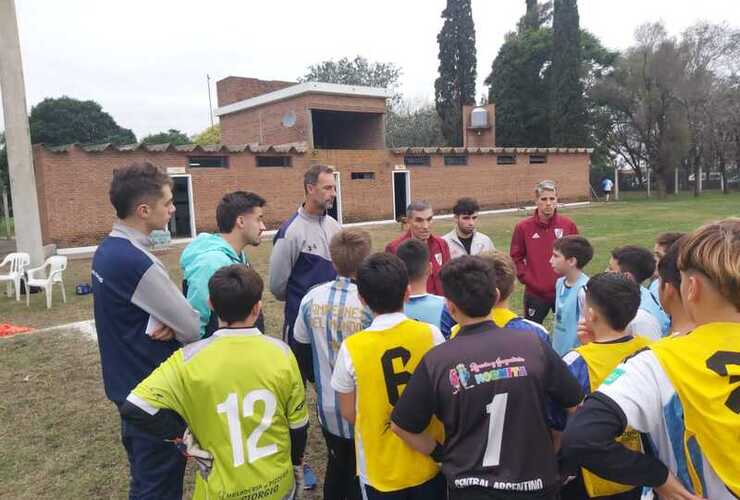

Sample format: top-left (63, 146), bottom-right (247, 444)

top-left (33, 76), bottom-right (592, 247)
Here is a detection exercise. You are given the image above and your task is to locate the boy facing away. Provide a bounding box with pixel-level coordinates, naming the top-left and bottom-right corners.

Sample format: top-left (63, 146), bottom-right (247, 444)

top-left (560, 272), bottom-right (652, 500)
top-left (450, 251), bottom-right (550, 345)
top-left (293, 229), bottom-right (374, 500)
top-left (331, 253), bottom-right (446, 499)
top-left (121, 265), bottom-right (308, 500)
top-left (397, 239), bottom-right (455, 338)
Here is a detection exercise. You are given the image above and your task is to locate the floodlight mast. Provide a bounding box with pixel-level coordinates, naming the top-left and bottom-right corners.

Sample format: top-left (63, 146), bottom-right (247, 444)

top-left (0, 0), bottom-right (45, 265)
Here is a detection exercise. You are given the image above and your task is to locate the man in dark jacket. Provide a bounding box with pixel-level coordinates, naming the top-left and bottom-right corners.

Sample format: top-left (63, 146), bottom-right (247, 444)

top-left (510, 180), bottom-right (579, 324)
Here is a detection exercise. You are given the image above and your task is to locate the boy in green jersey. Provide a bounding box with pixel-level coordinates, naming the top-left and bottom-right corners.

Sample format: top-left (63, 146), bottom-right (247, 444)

top-left (121, 264), bottom-right (308, 499)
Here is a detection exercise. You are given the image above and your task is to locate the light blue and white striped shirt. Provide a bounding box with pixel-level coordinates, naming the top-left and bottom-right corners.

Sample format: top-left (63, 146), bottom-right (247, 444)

top-left (293, 276), bottom-right (373, 438)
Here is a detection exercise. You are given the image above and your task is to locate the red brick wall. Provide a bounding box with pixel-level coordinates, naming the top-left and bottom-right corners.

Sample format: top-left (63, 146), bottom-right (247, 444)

top-left (33, 146), bottom-right (590, 247)
top-left (219, 94), bottom-right (387, 146)
top-left (216, 77), bottom-right (295, 107)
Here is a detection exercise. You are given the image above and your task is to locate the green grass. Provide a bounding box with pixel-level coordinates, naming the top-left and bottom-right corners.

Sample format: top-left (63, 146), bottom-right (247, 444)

top-left (1, 192), bottom-right (739, 498)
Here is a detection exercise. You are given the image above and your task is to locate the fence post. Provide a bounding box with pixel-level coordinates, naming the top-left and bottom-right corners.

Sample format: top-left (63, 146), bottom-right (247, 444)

top-left (647, 168), bottom-right (651, 198)
top-left (614, 166), bottom-right (619, 201)
top-left (674, 168), bottom-right (679, 195)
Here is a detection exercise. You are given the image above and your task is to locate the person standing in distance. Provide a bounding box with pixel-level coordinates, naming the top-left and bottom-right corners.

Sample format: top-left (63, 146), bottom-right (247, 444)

top-left (601, 177), bottom-right (614, 202)
top-left (92, 162), bottom-right (200, 500)
top-left (510, 180), bottom-right (579, 325)
top-left (443, 197), bottom-right (495, 259)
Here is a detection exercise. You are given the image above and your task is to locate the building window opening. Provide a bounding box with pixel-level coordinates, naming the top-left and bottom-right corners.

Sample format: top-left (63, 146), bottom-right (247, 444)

top-left (311, 109), bottom-right (385, 149)
top-left (188, 155), bottom-right (228, 168)
top-left (529, 155), bottom-right (547, 164)
top-left (496, 155), bottom-right (517, 165)
top-left (351, 172), bottom-right (375, 180)
top-left (256, 156), bottom-right (292, 167)
top-left (444, 155), bottom-right (468, 166)
top-left (404, 155), bottom-right (431, 167)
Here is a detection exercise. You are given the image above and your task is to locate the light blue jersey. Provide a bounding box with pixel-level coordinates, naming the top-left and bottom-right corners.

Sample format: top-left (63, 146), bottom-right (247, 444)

top-left (640, 286), bottom-right (671, 337)
top-left (293, 277), bottom-right (372, 438)
top-left (553, 273), bottom-right (589, 356)
top-left (404, 293), bottom-right (454, 339)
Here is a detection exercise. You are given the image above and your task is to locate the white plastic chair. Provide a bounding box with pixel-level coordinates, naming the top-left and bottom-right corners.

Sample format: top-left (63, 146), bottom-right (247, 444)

top-left (0, 252), bottom-right (30, 301)
top-left (25, 255), bottom-right (68, 309)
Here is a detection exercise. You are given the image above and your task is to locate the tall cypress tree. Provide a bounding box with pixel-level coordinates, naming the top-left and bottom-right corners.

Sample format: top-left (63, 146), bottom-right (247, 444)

top-left (523, 0), bottom-right (539, 31)
top-left (435, 0), bottom-right (477, 146)
top-left (550, 0), bottom-right (587, 146)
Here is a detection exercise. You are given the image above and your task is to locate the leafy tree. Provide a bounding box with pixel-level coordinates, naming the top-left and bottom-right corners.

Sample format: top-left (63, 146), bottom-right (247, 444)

top-left (191, 124), bottom-right (221, 146)
top-left (386, 101), bottom-right (446, 147)
top-left (550, 0), bottom-right (587, 146)
top-left (141, 129), bottom-right (190, 145)
top-left (434, 0), bottom-right (477, 146)
top-left (29, 96), bottom-right (136, 146)
top-left (487, 24), bottom-right (614, 147)
top-left (298, 56), bottom-right (402, 108)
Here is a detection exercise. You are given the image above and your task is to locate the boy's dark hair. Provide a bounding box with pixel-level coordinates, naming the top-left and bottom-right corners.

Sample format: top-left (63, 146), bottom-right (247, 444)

top-left (440, 256), bottom-right (497, 318)
top-left (553, 235), bottom-right (594, 269)
top-left (208, 264), bottom-right (263, 324)
top-left (452, 197), bottom-right (480, 216)
top-left (657, 237), bottom-right (686, 296)
top-left (109, 162), bottom-right (173, 219)
top-left (585, 272), bottom-right (641, 331)
top-left (655, 232), bottom-right (686, 250)
top-left (330, 229), bottom-right (372, 277)
top-left (357, 253), bottom-right (408, 314)
top-left (611, 245), bottom-right (656, 283)
top-left (216, 191), bottom-right (266, 233)
top-left (396, 239), bottom-right (429, 281)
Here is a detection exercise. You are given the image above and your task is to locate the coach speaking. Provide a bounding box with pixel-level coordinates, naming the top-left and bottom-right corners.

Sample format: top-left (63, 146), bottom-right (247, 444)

top-left (510, 180), bottom-right (579, 324)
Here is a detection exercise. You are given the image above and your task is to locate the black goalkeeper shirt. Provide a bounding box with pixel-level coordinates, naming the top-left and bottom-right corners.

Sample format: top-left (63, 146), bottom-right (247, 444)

top-left (392, 320), bottom-right (582, 495)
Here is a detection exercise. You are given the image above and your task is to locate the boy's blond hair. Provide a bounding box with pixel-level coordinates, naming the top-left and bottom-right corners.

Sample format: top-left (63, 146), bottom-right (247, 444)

top-left (478, 250), bottom-right (516, 302)
top-left (330, 229), bottom-right (372, 277)
top-left (678, 218), bottom-right (740, 311)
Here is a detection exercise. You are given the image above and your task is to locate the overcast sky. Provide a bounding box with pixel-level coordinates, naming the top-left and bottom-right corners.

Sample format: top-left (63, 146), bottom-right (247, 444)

top-left (0, 0), bottom-right (734, 140)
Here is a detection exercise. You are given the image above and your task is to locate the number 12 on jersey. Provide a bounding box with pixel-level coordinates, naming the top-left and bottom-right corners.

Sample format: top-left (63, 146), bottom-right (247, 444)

top-left (483, 393), bottom-right (508, 467)
top-left (217, 390), bottom-right (278, 467)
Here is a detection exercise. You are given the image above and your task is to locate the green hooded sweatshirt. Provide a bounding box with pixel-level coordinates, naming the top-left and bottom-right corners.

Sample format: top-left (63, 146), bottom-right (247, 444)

top-left (180, 233), bottom-right (246, 337)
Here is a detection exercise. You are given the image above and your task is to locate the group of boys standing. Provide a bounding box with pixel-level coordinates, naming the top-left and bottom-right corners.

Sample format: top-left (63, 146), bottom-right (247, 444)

top-left (92, 162), bottom-right (739, 500)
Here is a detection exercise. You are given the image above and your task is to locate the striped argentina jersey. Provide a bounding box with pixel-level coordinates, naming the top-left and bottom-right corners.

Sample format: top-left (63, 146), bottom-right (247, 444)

top-left (598, 323), bottom-right (740, 499)
top-left (293, 277), bottom-right (372, 437)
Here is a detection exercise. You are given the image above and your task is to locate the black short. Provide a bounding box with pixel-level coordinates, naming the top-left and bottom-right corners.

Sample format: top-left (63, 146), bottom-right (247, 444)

top-left (523, 293), bottom-right (555, 325)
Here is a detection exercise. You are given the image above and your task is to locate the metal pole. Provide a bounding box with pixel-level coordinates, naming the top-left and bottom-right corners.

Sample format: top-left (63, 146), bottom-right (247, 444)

top-left (207, 74), bottom-right (214, 128)
top-left (647, 167), bottom-right (651, 198)
top-left (0, 0), bottom-right (44, 264)
top-left (698, 164), bottom-right (703, 193)
top-left (614, 165), bottom-right (620, 201)
top-left (675, 168), bottom-right (679, 195)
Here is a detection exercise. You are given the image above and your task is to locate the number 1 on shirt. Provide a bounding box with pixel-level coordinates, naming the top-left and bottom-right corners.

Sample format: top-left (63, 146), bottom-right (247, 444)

top-left (482, 393), bottom-right (508, 467)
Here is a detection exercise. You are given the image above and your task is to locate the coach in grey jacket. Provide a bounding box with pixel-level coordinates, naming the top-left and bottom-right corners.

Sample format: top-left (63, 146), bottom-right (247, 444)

top-left (443, 197), bottom-right (495, 259)
top-left (269, 164), bottom-right (341, 349)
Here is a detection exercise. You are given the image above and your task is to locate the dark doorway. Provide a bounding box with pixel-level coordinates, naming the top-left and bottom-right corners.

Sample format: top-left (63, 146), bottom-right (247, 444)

top-left (393, 171), bottom-right (409, 221)
top-left (169, 176), bottom-right (193, 238)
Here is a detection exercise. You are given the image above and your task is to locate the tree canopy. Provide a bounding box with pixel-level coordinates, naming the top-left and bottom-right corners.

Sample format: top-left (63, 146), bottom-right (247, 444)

top-left (191, 125), bottom-right (221, 146)
top-left (29, 96), bottom-right (136, 146)
top-left (141, 129), bottom-right (190, 145)
top-left (434, 0), bottom-right (477, 146)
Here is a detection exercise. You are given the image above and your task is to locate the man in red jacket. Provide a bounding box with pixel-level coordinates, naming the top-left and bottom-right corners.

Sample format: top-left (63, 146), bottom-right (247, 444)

top-left (510, 180), bottom-right (579, 324)
top-left (386, 200), bottom-right (451, 295)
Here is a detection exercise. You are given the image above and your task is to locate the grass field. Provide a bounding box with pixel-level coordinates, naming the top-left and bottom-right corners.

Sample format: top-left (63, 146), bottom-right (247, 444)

top-left (1, 193), bottom-right (739, 499)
